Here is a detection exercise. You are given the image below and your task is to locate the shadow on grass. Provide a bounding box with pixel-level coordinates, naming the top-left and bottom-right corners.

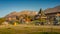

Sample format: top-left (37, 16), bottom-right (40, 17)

top-left (29, 32), bottom-right (60, 34)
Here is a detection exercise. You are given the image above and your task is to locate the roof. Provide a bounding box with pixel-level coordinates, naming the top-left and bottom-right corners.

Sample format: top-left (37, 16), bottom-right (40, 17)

top-left (44, 6), bottom-right (60, 14)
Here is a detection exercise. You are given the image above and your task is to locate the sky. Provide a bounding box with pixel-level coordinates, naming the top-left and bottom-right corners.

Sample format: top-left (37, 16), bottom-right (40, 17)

top-left (0, 0), bottom-right (60, 17)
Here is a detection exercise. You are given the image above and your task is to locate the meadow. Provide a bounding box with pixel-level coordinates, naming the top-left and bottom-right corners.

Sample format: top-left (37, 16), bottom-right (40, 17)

top-left (0, 24), bottom-right (60, 34)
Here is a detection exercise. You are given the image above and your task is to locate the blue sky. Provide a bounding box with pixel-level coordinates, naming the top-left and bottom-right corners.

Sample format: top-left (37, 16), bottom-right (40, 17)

top-left (0, 0), bottom-right (60, 17)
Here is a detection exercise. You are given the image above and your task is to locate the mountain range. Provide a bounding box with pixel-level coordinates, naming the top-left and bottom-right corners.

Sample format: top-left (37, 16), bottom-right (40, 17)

top-left (5, 5), bottom-right (60, 18)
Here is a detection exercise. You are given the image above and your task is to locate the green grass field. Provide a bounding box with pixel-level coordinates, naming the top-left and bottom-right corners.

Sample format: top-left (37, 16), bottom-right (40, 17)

top-left (0, 25), bottom-right (60, 34)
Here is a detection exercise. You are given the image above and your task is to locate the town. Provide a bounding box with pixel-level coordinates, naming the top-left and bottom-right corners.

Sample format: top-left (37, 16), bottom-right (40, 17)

top-left (0, 6), bottom-right (60, 26)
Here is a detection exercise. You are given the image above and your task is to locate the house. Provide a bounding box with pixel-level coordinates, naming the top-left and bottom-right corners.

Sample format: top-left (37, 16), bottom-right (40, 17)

top-left (44, 6), bottom-right (60, 25)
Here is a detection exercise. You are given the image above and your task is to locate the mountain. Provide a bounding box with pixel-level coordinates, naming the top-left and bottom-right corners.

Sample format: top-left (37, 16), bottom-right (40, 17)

top-left (44, 5), bottom-right (60, 14)
top-left (5, 10), bottom-right (38, 18)
top-left (5, 5), bottom-right (60, 18)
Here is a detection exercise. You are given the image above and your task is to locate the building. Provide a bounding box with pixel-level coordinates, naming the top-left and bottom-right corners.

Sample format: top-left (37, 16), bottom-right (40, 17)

top-left (44, 7), bottom-right (60, 25)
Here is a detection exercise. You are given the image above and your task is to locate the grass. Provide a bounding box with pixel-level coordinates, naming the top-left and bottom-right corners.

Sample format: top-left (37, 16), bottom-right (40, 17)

top-left (0, 25), bottom-right (60, 34)
top-left (29, 32), bottom-right (60, 34)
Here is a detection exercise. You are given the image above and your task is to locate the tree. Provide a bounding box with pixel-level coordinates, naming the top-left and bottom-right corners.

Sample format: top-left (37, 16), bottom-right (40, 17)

top-left (34, 8), bottom-right (47, 25)
top-left (0, 18), bottom-right (5, 25)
